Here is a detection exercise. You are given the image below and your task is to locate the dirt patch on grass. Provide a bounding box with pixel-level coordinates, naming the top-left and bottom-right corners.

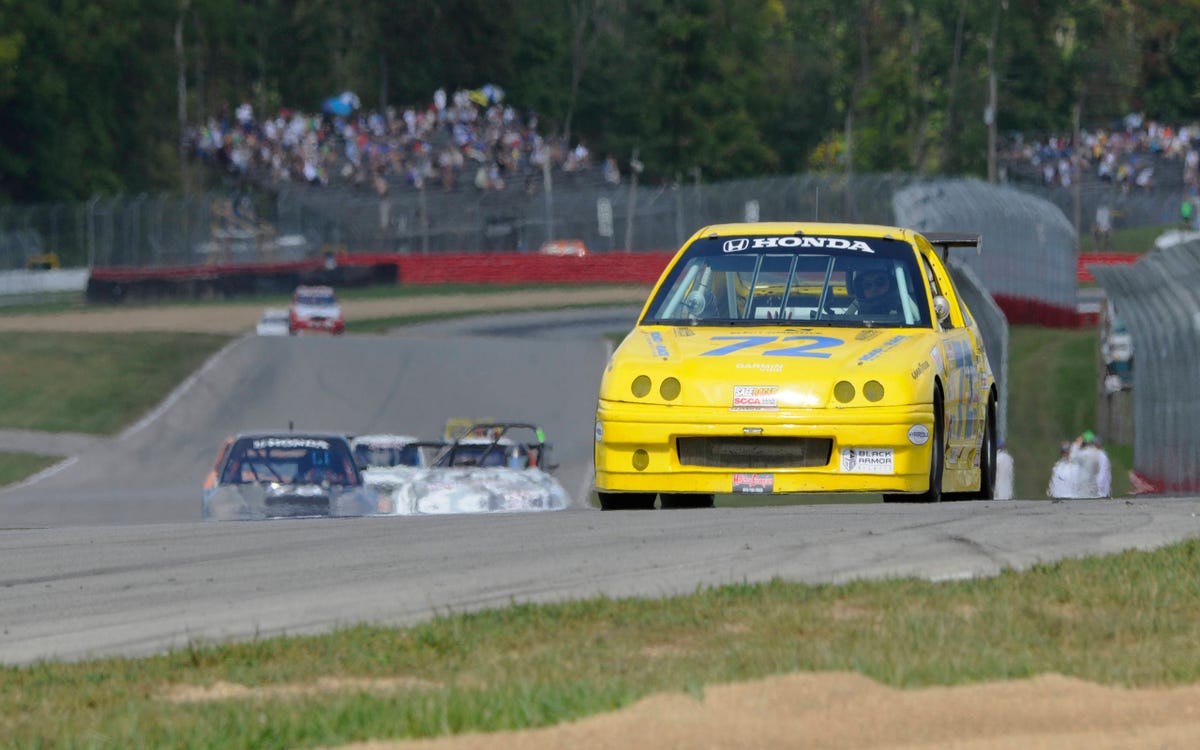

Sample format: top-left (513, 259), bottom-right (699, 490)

top-left (332, 671), bottom-right (1200, 749)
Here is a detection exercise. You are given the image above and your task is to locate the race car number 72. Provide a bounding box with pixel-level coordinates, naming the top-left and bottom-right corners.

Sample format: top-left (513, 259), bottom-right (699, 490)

top-left (702, 335), bottom-right (843, 358)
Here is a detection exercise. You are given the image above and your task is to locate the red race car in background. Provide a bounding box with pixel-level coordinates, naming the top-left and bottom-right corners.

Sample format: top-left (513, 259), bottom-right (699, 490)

top-left (289, 285), bottom-right (345, 335)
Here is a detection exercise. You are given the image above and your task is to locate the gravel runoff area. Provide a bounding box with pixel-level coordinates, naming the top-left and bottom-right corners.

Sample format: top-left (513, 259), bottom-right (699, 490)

top-left (9, 285), bottom-right (1198, 749)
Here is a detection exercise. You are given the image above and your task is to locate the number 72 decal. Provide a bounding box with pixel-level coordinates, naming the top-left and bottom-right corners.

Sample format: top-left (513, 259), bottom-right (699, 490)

top-left (702, 335), bottom-right (843, 358)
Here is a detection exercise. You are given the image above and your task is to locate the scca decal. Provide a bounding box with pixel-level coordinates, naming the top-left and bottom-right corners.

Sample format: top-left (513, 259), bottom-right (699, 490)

top-left (702, 334), bottom-right (843, 358)
top-left (722, 236), bottom-right (874, 253)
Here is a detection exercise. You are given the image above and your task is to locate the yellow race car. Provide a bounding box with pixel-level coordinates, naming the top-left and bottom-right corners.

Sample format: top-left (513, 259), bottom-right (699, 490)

top-left (594, 222), bottom-right (997, 510)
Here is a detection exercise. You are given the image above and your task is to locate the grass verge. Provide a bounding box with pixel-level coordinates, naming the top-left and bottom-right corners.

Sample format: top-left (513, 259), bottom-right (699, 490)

top-left (5, 538), bottom-right (1200, 748)
top-left (1078, 222), bottom-right (1172, 254)
top-left (0, 452), bottom-right (61, 486)
top-left (0, 332), bottom-right (232, 434)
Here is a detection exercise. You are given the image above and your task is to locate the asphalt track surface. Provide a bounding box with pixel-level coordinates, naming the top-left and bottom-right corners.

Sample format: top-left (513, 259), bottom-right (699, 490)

top-left (2, 307), bottom-right (1199, 666)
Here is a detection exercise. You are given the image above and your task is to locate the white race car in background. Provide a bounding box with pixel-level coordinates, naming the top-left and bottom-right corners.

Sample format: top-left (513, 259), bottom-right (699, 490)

top-left (256, 308), bottom-right (291, 336)
top-left (350, 433), bottom-right (421, 470)
top-left (362, 422), bottom-right (571, 514)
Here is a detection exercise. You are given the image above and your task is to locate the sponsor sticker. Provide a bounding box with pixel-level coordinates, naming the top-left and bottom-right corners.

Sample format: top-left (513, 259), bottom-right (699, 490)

top-left (732, 385), bottom-right (779, 411)
top-left (907, 424), bottom-right (930, 445)
top-left (722, 236), bottom-right (875, 253)
top-left (858, 335), bottom-right (908, 363)
top-left (642, 330), bottom-right (670, 358)
top-left (252, 437), bottom-right (331, 450)
top-left (840, 447), bottom-right (895, 474)
top-left (733, 473), bottom-right (775, 493)
top-left (736, 362), bottom-right (784, 373)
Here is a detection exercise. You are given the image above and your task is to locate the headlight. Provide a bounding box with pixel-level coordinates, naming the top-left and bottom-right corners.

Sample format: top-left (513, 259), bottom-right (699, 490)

top-left (659, 377), bottom-right (681, 401)
top-left (863, 380), bottom-right (885, 402)
top-left (834, 381), bottom-right (855, 403)
top-left (631, 375), bottom-right (652, 398)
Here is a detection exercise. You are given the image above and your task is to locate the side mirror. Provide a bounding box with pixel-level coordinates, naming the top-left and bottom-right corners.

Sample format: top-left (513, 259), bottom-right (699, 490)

top-left (933, 295), bottom-right (951, 323)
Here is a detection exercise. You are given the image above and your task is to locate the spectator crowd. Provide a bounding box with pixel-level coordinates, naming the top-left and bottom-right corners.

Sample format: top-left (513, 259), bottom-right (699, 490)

top-left (186, 86), bottom-right (621, 199)
top-left (998, 113), bottom-right (1200, 197)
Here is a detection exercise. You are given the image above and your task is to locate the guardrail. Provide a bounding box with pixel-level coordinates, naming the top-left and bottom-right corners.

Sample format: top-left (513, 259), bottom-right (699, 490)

top-left (1089, 241), bottom-right (1200, 494)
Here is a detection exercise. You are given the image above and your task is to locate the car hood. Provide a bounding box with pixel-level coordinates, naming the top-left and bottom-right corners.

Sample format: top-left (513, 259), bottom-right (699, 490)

top-left (601, 324), bottom-right (944, 409)
top-left (293, 303), bottom-right (342, 318)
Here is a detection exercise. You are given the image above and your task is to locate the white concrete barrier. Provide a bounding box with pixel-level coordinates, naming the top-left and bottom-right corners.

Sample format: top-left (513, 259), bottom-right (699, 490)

top-left (0, 268), bottom-right (89, 296)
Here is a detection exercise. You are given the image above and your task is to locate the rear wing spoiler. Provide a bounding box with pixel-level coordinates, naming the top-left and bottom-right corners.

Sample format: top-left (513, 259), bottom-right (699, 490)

top-left (439, 421), bottom-right (557, 471)
top-left (922, 232), bottom-right (982, 262)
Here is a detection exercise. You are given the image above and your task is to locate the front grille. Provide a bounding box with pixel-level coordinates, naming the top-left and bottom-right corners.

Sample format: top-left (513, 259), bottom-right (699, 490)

top-left (265, 493), bottom-right (331, 514)
top-left (676, 436), bottom-right (832, 469)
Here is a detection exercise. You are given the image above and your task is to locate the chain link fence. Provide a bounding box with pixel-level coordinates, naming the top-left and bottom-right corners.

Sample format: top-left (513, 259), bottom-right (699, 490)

top-left (1089, 241), bottom-right (1200, 492)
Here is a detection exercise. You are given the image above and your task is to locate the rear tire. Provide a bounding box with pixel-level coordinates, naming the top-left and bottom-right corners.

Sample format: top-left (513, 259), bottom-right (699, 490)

top-left (659, 493), bottom-right (715, 509)
top-left (598, 492), bottom-right (657, 511)
top-left (968, 394), bottom-right (998, 500)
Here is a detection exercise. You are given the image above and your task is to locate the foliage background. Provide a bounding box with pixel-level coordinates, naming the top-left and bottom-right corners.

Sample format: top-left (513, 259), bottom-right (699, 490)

top-left (1, 0), bottom-right (1198, 203)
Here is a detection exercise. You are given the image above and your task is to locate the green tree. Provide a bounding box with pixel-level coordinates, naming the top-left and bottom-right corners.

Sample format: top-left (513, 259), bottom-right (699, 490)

top-left (1135, 0), bottom-right (1200, 120)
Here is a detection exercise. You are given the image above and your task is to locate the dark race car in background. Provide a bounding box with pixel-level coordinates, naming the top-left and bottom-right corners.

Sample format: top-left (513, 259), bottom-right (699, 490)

top-left (202, 432), bottom-right (377, 520)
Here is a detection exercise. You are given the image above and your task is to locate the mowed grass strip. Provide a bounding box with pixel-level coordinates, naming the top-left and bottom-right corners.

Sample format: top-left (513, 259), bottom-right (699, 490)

top-left (4, 539), bottom-right (1200, 748)
top-left (0, 452), bottom-right (62, 486)
top-left (0, 331), bottom-right (232, 434)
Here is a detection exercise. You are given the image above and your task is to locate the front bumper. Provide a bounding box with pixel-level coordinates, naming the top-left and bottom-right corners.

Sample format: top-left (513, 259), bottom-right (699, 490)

top-left (594, 400), bottom-right (934, 494)
top-left (292, 318), bottom-right (345, 334)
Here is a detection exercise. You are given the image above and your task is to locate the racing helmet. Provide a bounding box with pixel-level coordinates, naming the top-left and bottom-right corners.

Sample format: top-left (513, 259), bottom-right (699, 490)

top-left (849, 259), bottom-right (894, 299)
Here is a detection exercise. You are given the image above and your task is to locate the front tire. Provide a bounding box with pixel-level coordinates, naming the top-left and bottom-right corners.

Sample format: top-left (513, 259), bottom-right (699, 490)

top-left (915, 389), bottom-right (945, 503)
top-left (659, 493), bottom-right (715, 509)
top-left (883, 387), bottom-right (944, 504)
top-left (598, 492), bottom-right (657, 511)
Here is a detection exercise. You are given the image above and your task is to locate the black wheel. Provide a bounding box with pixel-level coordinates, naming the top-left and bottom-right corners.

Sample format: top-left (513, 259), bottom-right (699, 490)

top-left (659, 493), bottom-right (715, 509)
top-left (598, 492), bottom-right (657, 511)
top-left (914, 387), bottom-right (945, 503)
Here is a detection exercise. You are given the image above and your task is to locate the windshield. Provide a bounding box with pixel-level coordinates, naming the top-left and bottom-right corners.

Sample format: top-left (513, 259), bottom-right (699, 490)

top-left (354, 443), bottom-right (407, 469)
top-left (221, 436), bottom-right (360, 486)
top-left (296, 293), bottom-right (336, 306)
top-left (642, 234), bottom-right (931, 328)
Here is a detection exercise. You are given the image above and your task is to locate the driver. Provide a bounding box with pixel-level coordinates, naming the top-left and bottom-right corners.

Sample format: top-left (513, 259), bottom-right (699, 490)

top-left (848, 262), bottom-right (901, 316)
